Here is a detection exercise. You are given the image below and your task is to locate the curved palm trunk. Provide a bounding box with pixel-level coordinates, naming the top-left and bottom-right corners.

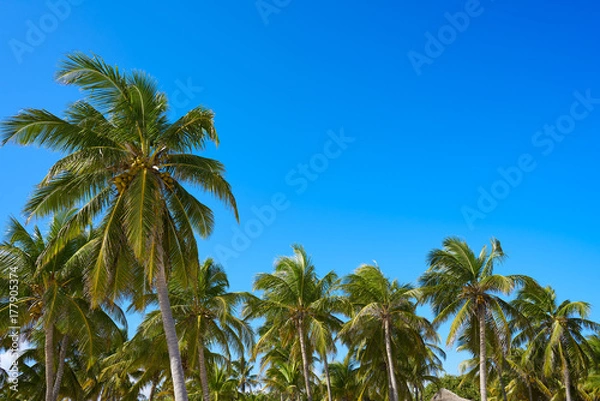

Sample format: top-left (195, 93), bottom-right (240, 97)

top-left (323, 353), bottom-right (332, 401)
top-left (478, 304), bottom-right (488, 401)
top-left (197, 342), bottom-right (211, 401)
top-left (297, 318), bottom-right (313, 401)
top-left (51, 335), bottom-right (69, 401)
top-left (44, 323), bottom-right (55, 401)
top-left (155, 259), bottom-right (189, 401)
top-left (562, 361), bottom-right (572, 401)
top-left (384, 318), bottom-right (399, 401)
top-left (526, 382), bottom-right (533, 401)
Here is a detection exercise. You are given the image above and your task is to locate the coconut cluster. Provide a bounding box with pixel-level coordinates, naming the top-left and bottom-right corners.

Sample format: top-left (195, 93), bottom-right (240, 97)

top-left (113, 157), bottom-right (176, 193)
top-left (160, 171), bottom-right (176, 189)
top-left (113, 157), bottom-right (147, 193)
top-left (113, 171), bottom-right (135, 194)
top-left (29, 302), bottom-right (42, 319)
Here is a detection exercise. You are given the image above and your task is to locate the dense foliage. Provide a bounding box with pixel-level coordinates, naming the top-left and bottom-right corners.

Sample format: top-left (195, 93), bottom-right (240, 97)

top-left (1, 54), bottom-right (599, 401)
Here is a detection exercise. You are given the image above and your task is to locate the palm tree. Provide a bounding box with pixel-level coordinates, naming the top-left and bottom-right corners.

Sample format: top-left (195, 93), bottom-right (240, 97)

top-left (138, 258), bottom-right (253, 401)
top-left (455, 316), bottom-right (512, 401)
top-left (581, 334), bottom-right (600, 400)
top-left (341, 264), bottom-right (437, 401)
top-left (0, 213), bottom-right (125, 401)
top-left (94, 334), bottom-right (169, 401)
top-left (232, 355), bottom-right (259, 395)
top-left (238, 393), bottom-right (269, 401)
top-left (512, 282), bottom-right (600, 401)
top-left (1, 53), bottom-right (238, 401)
top-left (419, 237), bottom-right (527, 401)
top-left (209, 363), bottom-right (240, 401)
top-left (328, 359), bottom-right (361, 401)
top-left (247, 244), bottom-right (341, 401)
top-left (309, 284), bottom-right (345, 401)
top-left (504, 348), bottom-right (551, 401)
top-left (263, 358), bottom-right (304, 401)
top-left (407, 344), bottom-right (445, 401)
top-left (0, 348), bottom-right (46, 401)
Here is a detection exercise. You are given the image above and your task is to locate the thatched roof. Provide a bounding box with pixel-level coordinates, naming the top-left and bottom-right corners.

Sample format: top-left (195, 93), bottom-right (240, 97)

top-left (430, 388), bottom-right (472, 401)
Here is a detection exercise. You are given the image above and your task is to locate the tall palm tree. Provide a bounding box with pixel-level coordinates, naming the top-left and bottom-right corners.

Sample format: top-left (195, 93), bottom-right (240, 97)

top-left (1, 53), bottom-right (238, 401)
top-left (512, 283), bottom-right (600, 401)
top-left (419, 237), bottom-right (526, 401)
top-left (341, 264), bottom-right (437, 401)
top-left (0, 213), bottom-right (125, 401)
top-left (138, 258), bottom-right (253, 401)
top-left (309, 284), bottom-right (345, 401)
top-left (247, 244), bottom-right (341, 401)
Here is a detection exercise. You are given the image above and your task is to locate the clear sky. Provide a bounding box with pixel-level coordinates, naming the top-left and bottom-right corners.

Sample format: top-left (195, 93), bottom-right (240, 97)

top-left (1, 0), bottom-right (599, 375)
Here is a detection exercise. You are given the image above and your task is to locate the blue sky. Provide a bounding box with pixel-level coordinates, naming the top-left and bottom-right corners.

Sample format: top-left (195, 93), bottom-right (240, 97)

top-left (1, 0), bottom-right (599, 375)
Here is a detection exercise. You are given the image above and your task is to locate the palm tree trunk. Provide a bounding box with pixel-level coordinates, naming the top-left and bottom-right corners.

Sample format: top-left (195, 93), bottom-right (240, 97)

top-left (478, 304), bottom-right (488, 401)
top-left (155, 256), bottom-right (189, 401)
top-left (297, 318), bottom-right (313, 401)
top-left (384, 360), bottom-right (393, 401)
top-left (51, 335), bottom-right (69, 401)
top-left (323, 353), bottom-right (333, 401)
top-left (562, 361), bottom-right (572, 401)
top-left (384, 318), bottom-right (399, 401)
top-left (197, 342), bottom-right (211, 401)
top-left (44, 322), bottom-right (54, 401)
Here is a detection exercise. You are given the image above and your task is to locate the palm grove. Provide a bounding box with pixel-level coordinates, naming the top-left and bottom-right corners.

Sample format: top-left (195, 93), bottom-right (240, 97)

top-left (0, 54), bottom-right (598, 401)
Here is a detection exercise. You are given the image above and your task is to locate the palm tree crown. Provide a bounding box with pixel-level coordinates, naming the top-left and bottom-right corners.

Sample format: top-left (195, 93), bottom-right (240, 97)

top-left (1, 52), bottom-right (238, 300)
top-left (246, 244), bottom-right (342, 401)
top-left (512, 282), bottom-right (600, 401)
top-left (419, 237), bottom-right (527, 401)
top-left (0, 212), bottom-right (125, 401)
top-left (1, 52), bottom-right (238, 401)
top-left (341, 264), bottom-right (437, 401)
